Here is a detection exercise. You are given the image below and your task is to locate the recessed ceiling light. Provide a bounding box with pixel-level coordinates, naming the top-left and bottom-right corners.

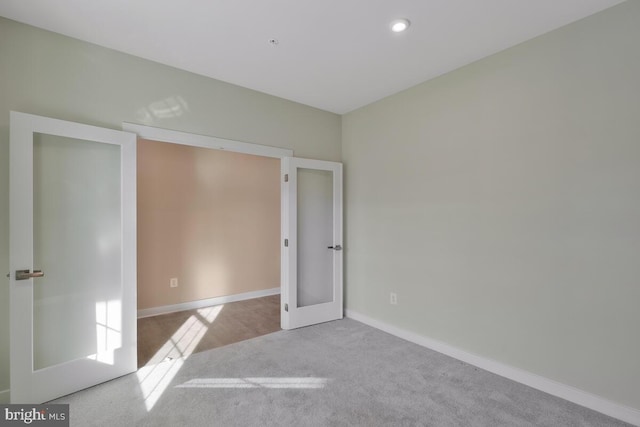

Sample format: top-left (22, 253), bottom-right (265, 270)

top-left (390, 18), bottom-right (410, 33)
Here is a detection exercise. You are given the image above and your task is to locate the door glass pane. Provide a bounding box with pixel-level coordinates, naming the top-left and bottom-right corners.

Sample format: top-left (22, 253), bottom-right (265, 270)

top-left (297, 168), bottom-right (333, 308)
top-left (33, 133), bottom-right (122, 370)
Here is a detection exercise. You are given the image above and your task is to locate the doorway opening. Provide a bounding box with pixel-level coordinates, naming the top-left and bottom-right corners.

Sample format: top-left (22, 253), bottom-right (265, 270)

top-left (123, 123), bottom-right (293, 372)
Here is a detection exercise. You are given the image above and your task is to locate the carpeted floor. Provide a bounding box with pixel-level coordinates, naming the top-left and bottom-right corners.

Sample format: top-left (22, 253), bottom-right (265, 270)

top-left (53, 318), bottom-right (628, 426)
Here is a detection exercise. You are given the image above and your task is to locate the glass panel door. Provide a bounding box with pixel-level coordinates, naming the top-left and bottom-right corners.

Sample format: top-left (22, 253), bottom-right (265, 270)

top-left (10, 112), bottom-right (137, 403)
top-left (297, 168), bottom-right (334, 308)
top-left (33, 133), bottom-right (122, 370)
top-left (281, 157), bottom-right (342, 329)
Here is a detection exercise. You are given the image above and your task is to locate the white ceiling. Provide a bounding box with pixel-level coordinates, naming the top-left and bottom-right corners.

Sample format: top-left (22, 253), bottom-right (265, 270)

top-left (0, 0), bottom-right (626, 114)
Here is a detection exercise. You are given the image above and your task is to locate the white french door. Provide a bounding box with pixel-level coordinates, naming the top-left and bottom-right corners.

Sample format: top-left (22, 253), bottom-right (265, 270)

top-left (9, 112), bottom-right (137, 403)
top-left (281, 157), bottom-right (343, 329)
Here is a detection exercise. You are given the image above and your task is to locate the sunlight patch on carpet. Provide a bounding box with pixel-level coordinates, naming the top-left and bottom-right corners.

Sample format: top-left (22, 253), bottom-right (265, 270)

top-left (136, 305), bottom-right (224, 411)
top-left (176, 377), bottom-right (329, 389)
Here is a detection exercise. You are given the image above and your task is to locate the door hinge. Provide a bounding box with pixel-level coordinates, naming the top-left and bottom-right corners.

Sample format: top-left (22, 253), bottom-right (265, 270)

top-left (284, 238), bottom-right (288, 247)
top-left (284, 174), bottom-right (289, 182)
top-left (284, 303), bottom-right (288, 312)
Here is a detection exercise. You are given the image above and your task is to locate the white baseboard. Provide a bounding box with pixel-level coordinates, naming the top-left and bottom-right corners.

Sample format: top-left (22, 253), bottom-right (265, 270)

top-left (138, 287), bottom-right (280, 318)
top-left (0, 388), bottom-right (10, 403)
top-left (345, 309), bottom-right (640, 426)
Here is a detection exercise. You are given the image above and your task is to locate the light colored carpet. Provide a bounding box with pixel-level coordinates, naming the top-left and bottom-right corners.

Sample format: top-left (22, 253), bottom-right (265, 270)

top-left (53, 318), bottom-right (628, 426)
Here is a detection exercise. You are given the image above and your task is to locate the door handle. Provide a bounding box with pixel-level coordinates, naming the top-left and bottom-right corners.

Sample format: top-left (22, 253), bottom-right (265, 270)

top-left (15, 269), bottom-right (45, 280)
top-left (327, 245), bottom-right (342, 251)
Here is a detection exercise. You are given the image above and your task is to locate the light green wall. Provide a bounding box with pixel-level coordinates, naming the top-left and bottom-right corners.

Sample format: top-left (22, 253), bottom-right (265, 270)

top-left (343, 1), bottom-right (640, 411)
top-left (2, 1), bottom-right (638, 412)
top-left (0, 17), bottom-right (341, 400)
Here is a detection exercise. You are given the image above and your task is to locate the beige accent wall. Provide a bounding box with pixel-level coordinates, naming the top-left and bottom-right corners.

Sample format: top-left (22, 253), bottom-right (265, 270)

top-left (342, 1), bottom-right (640, 411)
top-left (137, 139), bottom-right (280, 309)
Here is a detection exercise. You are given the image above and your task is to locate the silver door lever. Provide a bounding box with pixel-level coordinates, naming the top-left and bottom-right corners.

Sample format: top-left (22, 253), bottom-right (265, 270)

top-left (327, 245), bottom-right (342, 251)
top-left (15, 269), bottom-right (45, 280)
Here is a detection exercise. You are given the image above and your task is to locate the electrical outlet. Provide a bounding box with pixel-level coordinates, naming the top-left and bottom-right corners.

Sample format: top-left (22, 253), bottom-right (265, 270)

top-left (170, 278), bottom-right (178, 288)
top-left (390, 292), bottom-right (397, 305)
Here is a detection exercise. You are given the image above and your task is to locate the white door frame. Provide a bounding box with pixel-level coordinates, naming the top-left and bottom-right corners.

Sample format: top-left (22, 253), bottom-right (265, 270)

top-left (121, 123), bottom-right (294, 319)
top-left (121, 123), bottom-right (292, 160)
top-left (10, 111), bottom-right (137, 403)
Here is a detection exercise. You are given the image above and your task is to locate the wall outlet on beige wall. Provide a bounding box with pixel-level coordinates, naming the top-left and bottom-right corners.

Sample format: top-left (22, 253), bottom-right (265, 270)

top-left (170, 278), bottom-right (178, 288)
